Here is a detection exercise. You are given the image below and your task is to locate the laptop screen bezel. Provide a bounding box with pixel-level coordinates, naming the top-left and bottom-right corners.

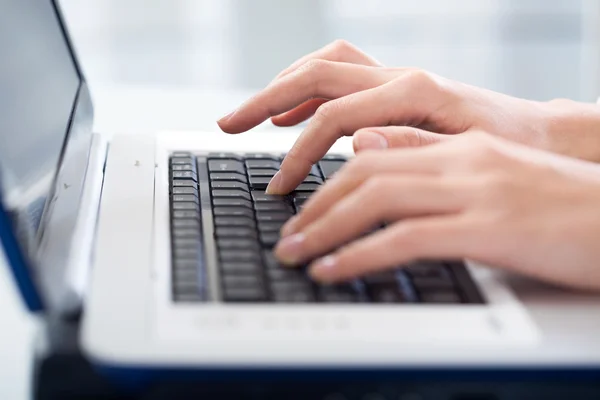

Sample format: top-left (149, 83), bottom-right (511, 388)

top-left (0, 0), bottom-right (94, 312)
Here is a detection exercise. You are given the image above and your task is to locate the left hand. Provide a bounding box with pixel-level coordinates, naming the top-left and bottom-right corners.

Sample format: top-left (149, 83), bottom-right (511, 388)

top-left (274, 132), bottom-right (600, 291)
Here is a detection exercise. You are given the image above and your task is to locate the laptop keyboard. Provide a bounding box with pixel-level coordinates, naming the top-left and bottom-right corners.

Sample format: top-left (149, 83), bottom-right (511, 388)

top-left (169, 152), bottom-right (485, 305)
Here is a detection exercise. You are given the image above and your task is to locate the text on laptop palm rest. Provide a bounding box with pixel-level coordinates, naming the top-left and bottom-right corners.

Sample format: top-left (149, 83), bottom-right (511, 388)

top-left (169, 152), bottom-right (484, 304)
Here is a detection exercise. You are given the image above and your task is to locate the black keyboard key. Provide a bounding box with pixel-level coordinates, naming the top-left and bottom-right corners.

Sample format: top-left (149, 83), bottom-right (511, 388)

top-left (419, 291), bottom-right (462, 304)
top-left (262, 250), bottom-right (279, 269)
top-left (173, 247), bottom-right (202, 259)
top-left (171, 157), bottom-right (194, 165)
top-left (271, 281), bottom-right (315, 303)
top-left (260, 232), bottom-right (280, 247)
top-left (367, 283), bottom-right (410, 303)
top-left (210, 172), bottom-right (248, 183)
top-left (172, 180), bottom-right (198, 188)
top-left (254, 201), bottom-right (293, 212)
top-left (222, 275), bottom-right (265, 290)
top-left (246, 159), bottom-right (280, 169)
top-left (322, 154), bottom-right (347, 161)
top-left (212, 189), bottom-right (251, 201)
top-left (221, 261), bottom-right (262, 274)
top-left (172, 186), bottom-right (198, 195)
top-left (308, 164), bottom-right (323, 177)
top-left (214, 216), bottom-right (257, 229)
top-left (266, 266), bottom-right (307, 281)
top-left (318, 160), bottom-right (345, 179)
top-left (172, 237), bottom-right (200, 248)
top-left (251, 190), bottom-right (286, 202)
top-left (292, 192), bottom-right (312, 201)
top-left (257, 221), bottom-right (285, 232)
top-left (213, 207), bottom-right (254, 219)
top-left (172, 210), bottom-right (200, 219)
top-left (172, 202), bottom-right (199, 210)
top-left (411, 275), bottom-right (455, 291)
top-left (222, 286), bottom-right (267, 302)
top-left (293, 197), bottom-right (307, 210)
top-left (245, 153), bottom-right (279, 160)
top-left (172, 170), bottom-right (198, 181)
top-left (208, 152), bottom-right (243, 160)
top-left (171, 152), bottom-right (192, 157)
top-left (302, 175), bottom-right (323, 184)
top-left (172, 219), bottom-right (200, 228)
top-left (211, 181), bottom-right (249, 191)
top-left (216, 238), bottom-right (260, 250)
top-left (174, 292), bottom-right (204, 302)
top-left (404, 261), bottom-right (451, 279)
top-left (294, 183), bottom-right (320, 192)
top-left (173, 259), bottom-right (200, 271)
top-left (248, 168), bottom-right (279, 177)
top-left (171, 164), bottom-right (195, 171)
top-left (208, 159), bottom-right (246, 174)
top-left (172, 194), bottom-right (199, 203)
top-left (249, 177), bottom-right (272, 189)
top-left (215, 227), bottom-right (258, 239)
top-left (361, 270), bottom-right (398, 285)
top-left (172, 267), bottom-right (199, 282)
top-left (212, 198), bottom-right (253, 208)
top-left (172, 228), bottom-right (200, 238)
top-left (256, 211), bottom-right (293, 223)
top-left (219, 249), bottom-right (261, 262)
top-left (318, 284), bottom-right (361, 303)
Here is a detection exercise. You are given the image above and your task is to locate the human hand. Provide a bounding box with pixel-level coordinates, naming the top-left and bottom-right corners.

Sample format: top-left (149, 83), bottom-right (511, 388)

top-left (217, 40), bottom-right (600, 195)
top-left (273, 133), bottom-right (600, 291)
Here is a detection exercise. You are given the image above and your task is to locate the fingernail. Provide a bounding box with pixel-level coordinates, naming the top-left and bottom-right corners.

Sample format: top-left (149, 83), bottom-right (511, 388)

top-left (217, 109), bottom-right (236, 123)
top-left (265, 171), bottom-right (284, 194)
top-left (281, 216), bottom-right (300, 237)
top-left (274, 233), bottom-right (306, 265)
top-left (356, 130), bottom-right (388, 150)
top-left (309, 255), bottom-right (338, 281)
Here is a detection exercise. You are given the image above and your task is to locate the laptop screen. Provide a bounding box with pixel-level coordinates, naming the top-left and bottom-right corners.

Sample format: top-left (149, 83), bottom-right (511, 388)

top-left (0, 0), bottom-right (80, 250)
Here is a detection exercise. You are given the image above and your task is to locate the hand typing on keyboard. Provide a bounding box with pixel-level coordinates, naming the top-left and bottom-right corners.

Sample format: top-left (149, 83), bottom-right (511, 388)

top-left (272, 133), bottom-right (600, 291)
top-left (217, 40), bottom-right (600, 195)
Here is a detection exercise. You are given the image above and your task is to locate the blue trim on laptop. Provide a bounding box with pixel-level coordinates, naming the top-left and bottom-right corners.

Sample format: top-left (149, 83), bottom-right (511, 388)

top-left (0, 186), bottom-right (43, 311)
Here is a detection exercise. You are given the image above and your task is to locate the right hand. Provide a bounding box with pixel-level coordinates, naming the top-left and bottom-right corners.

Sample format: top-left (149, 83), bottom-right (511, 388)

top-left (217, 40), bottom-right (600, 194)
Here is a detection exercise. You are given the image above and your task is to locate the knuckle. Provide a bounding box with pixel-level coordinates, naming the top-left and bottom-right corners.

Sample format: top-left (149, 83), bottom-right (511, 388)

top-left (402, 128), bottom-right (426, 148)
top-left (297, 59), bottom-right (331, 93)
top-left (463, 133), bottom-right (505, 167)
top-left (298, 59), bottom-right (328, 76)
top-left (330, 39), bottom-right (355, 56)
top-left (402, 69), bottom-right (437, 91)
top-left (313, 100), bottom-right (342, 124)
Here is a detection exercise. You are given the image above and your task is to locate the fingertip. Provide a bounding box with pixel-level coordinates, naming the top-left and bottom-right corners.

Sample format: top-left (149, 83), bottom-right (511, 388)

top-left (353, 129), bottom-right (389, 152)
top-left (308, 255), bottom-right (339, 282)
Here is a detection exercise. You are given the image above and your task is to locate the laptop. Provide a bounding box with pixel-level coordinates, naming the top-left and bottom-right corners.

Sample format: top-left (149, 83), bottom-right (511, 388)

top-left (1, 0), bottom-right (599, 377)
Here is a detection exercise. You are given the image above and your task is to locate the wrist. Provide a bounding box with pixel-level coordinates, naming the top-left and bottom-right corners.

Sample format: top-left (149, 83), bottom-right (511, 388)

top-left (543, 98), bottom-right (600, 162)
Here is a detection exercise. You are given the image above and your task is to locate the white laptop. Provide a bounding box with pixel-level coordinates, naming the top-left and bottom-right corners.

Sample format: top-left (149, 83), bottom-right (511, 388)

top-left (1, 0), bottom-right (600, 377)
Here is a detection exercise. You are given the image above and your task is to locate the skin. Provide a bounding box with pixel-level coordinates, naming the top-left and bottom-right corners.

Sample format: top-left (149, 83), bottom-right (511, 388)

top-left (275, 133), bottom-right (600, 291)
top-left (218, 40), bottom-right (600, 194)
top-left (217, 40), bottom-right (600, 290)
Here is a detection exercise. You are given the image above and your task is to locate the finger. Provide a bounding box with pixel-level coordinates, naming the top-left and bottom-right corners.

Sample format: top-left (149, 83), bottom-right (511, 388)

top-left (218, 61), bottom-right (394, 134)
top-left (307, 217), bottom-right (476, 282)
top-left (271, 98), bottom-right (329, 127)
top-left (274, 176), bottom-right (470, 265)
top-left (267, 72), bottom-right (451, 194)
top-left (280, 145), bottom-right (457, 236)
top-left (353, 126), bottom-right (452, 152)
top-left (273, 40), bottom-right (382, 82)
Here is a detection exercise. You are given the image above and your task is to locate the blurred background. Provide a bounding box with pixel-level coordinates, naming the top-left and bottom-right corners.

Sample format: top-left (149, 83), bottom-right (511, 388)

top-left (60, 0), bottom-right (600, 102)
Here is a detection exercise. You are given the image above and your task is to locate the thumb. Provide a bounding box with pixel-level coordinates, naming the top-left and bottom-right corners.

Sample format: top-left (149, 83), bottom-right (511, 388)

top-left (353, 126), bottom-right (451, 153)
